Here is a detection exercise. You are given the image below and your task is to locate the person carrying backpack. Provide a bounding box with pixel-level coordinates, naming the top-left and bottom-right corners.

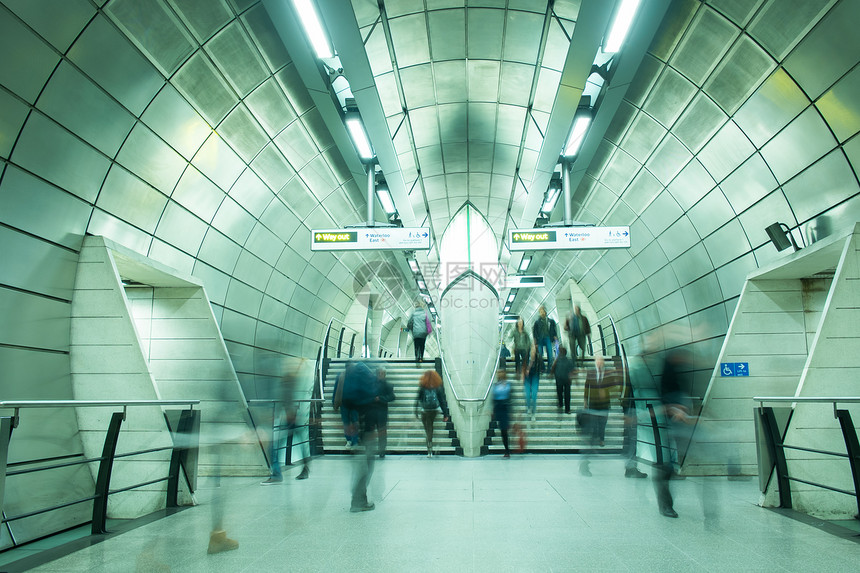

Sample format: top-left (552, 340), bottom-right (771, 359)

top-left (337, 361), bottom-right (378, 512)
top-left (415, 370), bottom-right (448, 457)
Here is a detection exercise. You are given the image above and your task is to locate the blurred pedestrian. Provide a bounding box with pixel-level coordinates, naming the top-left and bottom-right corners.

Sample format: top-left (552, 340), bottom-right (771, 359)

top-left (407, 299), bottom-right (432, 363)
top-left (621, 371), bottom-right (647, 478)
top-left (550, 347), bottom-right (575, 414)
top-left (565, 303), bottom-right (591, 367)
top-left (509, 317), bottom-right (532, 376)
top-left (262, 358), bottom-right (310, 484)
top-left (332, 369), bottom-right (359, 449)
top-left (340, 361), bottom-right (378, 512)
top-left (532, 306), bottom-right (554, 365)
top-left (579, 355), bottom-right (617, 476)
top-left (492, 368), bottom-right (512, 458)
top-left (415, 369), bottom-right (448, 457)
top-left (523, 343), bottom-right (542, 420)
top-left (371, 367), bottom-right (395, 458)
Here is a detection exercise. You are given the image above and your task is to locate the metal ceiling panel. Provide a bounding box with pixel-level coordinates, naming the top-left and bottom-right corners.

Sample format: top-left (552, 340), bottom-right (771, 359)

top-left (0, 166), bottom-right (90, 251)
top-left (468, 60), bottom-right (501, 102)
top-left (251, 144), bottom-right (295, 194)
top-left (668, 158), bottom-right (716, 210)
top-left (389, 12), bottom-right (431, 67)
top-left (416, 144), bottom-right (444, 177)
top-left (617, 258), bottom-right (645, 289)
top-left (681, 272), bottom-right (722, 313)
top-left (206, 21), bottom-right (270, 98)
top-left (670, 6), bottom-right (738, 87)
top-left (107, 0), bottom-right (195, 77)
top-left (719, 152), bottom-right (777, 213)
top-left (37, 61), bottom-right (135, 157)
top-left (582, 184), bottom-right (616, 221)
top-left (656, 290), bottom-right (687, 323)
top-left (707, 0), bottom-right (764, 28)
top-left (604, 100), bottom-right (637, 146)
top-left (173, 51), bottom-right (237, 126)
top-left (428, 9), bottom-right (465, 60)
top-left (230, 169), bottom-right (272, 218)
top-left (686, 187), bottom-right (735, 238)
top-left (212, 196), bottom-right (256, 243)
top-left (12, 113), bottom-right (110, 204)
top-left (0, 226), bottom-right (77, 299)
top-left (303, 203), bottom-right (336, 231)
top-left (245, 77), bottom-right (297, 137)
top-left (620, 111), bottom-right (666, 163)
top-left (142, 85), bottom-right (211, 160)
top-left (231, 253), bottom-right (271, 294)
top-left (646, 264), bottom-right (679, 301)
top-left (422, 175), bottom-right (446, 200)
top-left (816, 64), bottom-right (860, 143)
top-left (760, 106), bottom-right (836, 184)
top-left (242, 3), bottom-right (292, 72)
top-left (195, 133), bottom-right (244, 190)
top-left (636, 240), bottom-right (669, 280)
top-left (468, 103), bottom-right (496, 142)
top-left (172, 166), bottom-right (224, 222)
top-left (605, 199), bottom-right (636, 226)
top-left (376, 73), bottom-right (402, 116)
top-left (275, 120), bottom-right (318, 169)
top-left (642, 67), bottom-right (697, 129)
top-left (697, 120), bottom-right (754, 183)
top-left (672, 242), bottom-right (713, 285)
top-left (156, 201), bottom-right (208, 255)
top-left (622, 168), bottom-right (662, 215)
top-left (532, 67), bottom-right (561, 113)
top-left (749, 0), bottom-right (834, 63)
top-left (299, 156), bottom-right (338, 198)
top-left (628, 282), bottom-right (655, 315)
top-left (783, 0), bottom-right (860, 100)
top-left (88, 209), bottom-right (153, 253)
top-left (624, 55), bottom-right (663, 109)
top-left (503, 9), bottom-right (544, 64)
top-left (645, 134), bottom-right (691, 185)
top-left (219, 104), bottom-right (268, 163)
top-left (783, 150), bottom-right (859, 224)
top-left (496, 105), bottom-right (526, 146)
top-left (197, 228), bottom-right (240, 273)
top-left (400, 64), bottom-right (436, 109)
top-left (672, 92), bottom-right (727, 154)
top-left (499, 62), bottom-right (534, 106)
top-left (542, 18), bottom-right (571, 72)
top-left (275, 65), bottom-right (314, 115)
top-left (97, 165), bottom-right (168, 234)
top-left (5, 0), bottom-right (94, 54)
top-left (468, 142), bottom-right (494, 174)
top-left (703, 219), bottom-right (749, 267)
top-left (0, 90), bottom-right (28, 159)
top-left (363, 23), bottom-right (393, 77)
top-left (492, 144), bottom-right (519, 177)
top-left (705, 35), bottom-right (774, 116)
top-left (117, 123), bottom-right (187, 194)
top-left (657, 215), bottom-right (699, 261)
top-left (169, 0), bottom-right (232, 43)
top-left (467, 9), bottom-right (504, 60)
top-left (601, 149), bottom-right (641, 195)
top-left (585, 140), bottom-right (615, 180)
top-left (433, 61), bottom-right (468, 103)
top-left (409, 107), bottom-right (440, 147)
top-left (439, 104), bottom-right (468, 143)
top-left (737, 189), bottom-right (794, 248)
top-left (733, 68), bottom-right (808, 148)
top-left (468, 172), bottom-right (492, 196)
top-left (442, 142), bottom-right (468, 173)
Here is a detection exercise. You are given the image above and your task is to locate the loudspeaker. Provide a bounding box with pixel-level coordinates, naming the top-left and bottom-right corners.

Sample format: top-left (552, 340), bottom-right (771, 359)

top-left (765, 222), bottom-right (793, 252)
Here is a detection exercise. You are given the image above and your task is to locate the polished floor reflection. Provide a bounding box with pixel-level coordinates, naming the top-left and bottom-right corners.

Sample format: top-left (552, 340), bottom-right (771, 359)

top-left (22, 455), bottom-right (860, 572)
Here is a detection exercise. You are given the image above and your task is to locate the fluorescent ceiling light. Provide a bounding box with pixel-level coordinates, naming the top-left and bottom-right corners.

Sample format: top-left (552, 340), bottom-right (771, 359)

top-left (345, 116), bottom-right (374, 160)
top-left (417, 279), bottom-right (427, 290)
top-left (408, 259), bottom-right (420, 273)
top-left (422, 294), bottom-right (432, 304)
top-left (603, 0), bottom-right (641, 53)
top-left (292, 0), bottom-right (333, 58)
top-left (376, 187), bottom-right (396, 215)
top-left (563, 115), bottom-right (592, 157)
top-left (519, 257), bottom-right (532, 272)
top-left (503, 304), bottom-right (511, 313)
top-left (541, 186), bottom-right (561, 213)
top-left (507, 292), bottom-right (516, 303)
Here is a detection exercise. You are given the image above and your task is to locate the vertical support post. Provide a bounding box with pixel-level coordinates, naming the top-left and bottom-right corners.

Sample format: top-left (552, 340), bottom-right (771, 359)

top-left (337, 327), bottom-right (346, 358)
top-left (167, 408), bottom-right (196, 508)
top-left (285, 424), bottom-right (295, 466)
top-left (646, 403), bottom-right (663, 466)
top-left (835, 409), bottom-right (860, 518)
top-left (562, 159), bottom-right (572, 226)
top-left (366, 163), bottom-right (375, 226)
top-left (597, 324), bottom-right (606, 356)
top-left (349, 333), bottom-right (357, 358)
top-left (0, 417), bottom-right (14, 519)
top-left (759, 406), bottom-right (792, 509)
top-left (92, 411), bottom-right (124, 534)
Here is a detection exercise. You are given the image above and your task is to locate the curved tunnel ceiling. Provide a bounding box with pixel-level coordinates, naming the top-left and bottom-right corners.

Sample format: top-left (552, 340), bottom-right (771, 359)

top-left (1, 0), bottom-right (859, 394)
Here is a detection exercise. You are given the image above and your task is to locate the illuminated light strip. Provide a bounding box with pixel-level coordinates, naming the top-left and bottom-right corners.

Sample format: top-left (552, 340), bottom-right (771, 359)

top-left (292, 0), bottom-right (333, 58)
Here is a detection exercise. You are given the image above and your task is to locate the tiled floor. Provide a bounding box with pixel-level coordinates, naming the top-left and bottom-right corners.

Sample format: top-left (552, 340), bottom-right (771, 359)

top-left (17, 455), bottom-right (860, 572)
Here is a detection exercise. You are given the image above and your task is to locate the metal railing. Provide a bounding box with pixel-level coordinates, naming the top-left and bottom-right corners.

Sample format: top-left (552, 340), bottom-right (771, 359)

top-left (0, 400), bottom-right (199, 544)
top-left (628, 396), bottom-right (703, 468)
top-left (753, 396), bottom-right (860, 516)
top-left (248, 398), bottom-right (324, 465)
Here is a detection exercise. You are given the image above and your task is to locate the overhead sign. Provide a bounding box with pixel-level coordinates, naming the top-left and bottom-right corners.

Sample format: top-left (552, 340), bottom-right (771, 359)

top-left (508, 226), bottom-right (630, 251)
top-left (505, 275), bottom-right (545, 288)
top-left (311, 227), bottom-right (430, 251)
top-left (720, 362), bottom-right (749, 377)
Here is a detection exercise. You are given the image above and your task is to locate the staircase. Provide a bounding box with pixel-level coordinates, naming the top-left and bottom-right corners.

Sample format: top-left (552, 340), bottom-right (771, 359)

top-left (320, 359), bottom-right (461, 455)
top-left (483, 358), bottom-right (626, 454)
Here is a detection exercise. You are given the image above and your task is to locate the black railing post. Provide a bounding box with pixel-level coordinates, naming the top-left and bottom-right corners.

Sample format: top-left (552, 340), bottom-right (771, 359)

top-left (349, 333), bottom-right (357, 357)
top-left (646, 403), bottom-right (663, 466)
top-left (337, 327), bottom-right (346, 358)
top-left (0, 417), bottom-right (13, 517)
top-left (285, 424), bottom-right (295, 466)
top-left (166, 408), bottom-right (197, 508)
top-left (596, 324), bottom-right (606, 356)
top-left (835, 409), bottom-right (860, 517)
top-left (759, 406), bottom-right (792, 509)
top-left (92, 411), bottom-right (124, 534)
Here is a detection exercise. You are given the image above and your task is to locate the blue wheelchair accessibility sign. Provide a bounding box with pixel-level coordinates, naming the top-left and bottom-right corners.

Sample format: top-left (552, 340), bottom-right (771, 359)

top-left (720, 362), bottom-right (749, 377)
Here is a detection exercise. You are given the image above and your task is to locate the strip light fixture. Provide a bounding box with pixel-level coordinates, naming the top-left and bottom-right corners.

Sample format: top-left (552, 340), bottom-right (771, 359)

top-left (562, 114), bottom-right (592, 158)
top-left (603, 0), bottom-right (641, 53)
top-left (345, 113), bottom-right (374, 160)
top-left (292, 0), bottom-right (333, 58)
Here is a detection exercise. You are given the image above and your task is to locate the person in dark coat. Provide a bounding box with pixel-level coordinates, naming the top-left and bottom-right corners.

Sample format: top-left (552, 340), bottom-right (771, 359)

top-left (550, 347), bottom-right (575, 414)
top-left (492, 368), bottom-right (512, 458)
top-left (370, 367), bottom-right (395, 458)
top-left (654, 348), bottom-right (694, 518)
